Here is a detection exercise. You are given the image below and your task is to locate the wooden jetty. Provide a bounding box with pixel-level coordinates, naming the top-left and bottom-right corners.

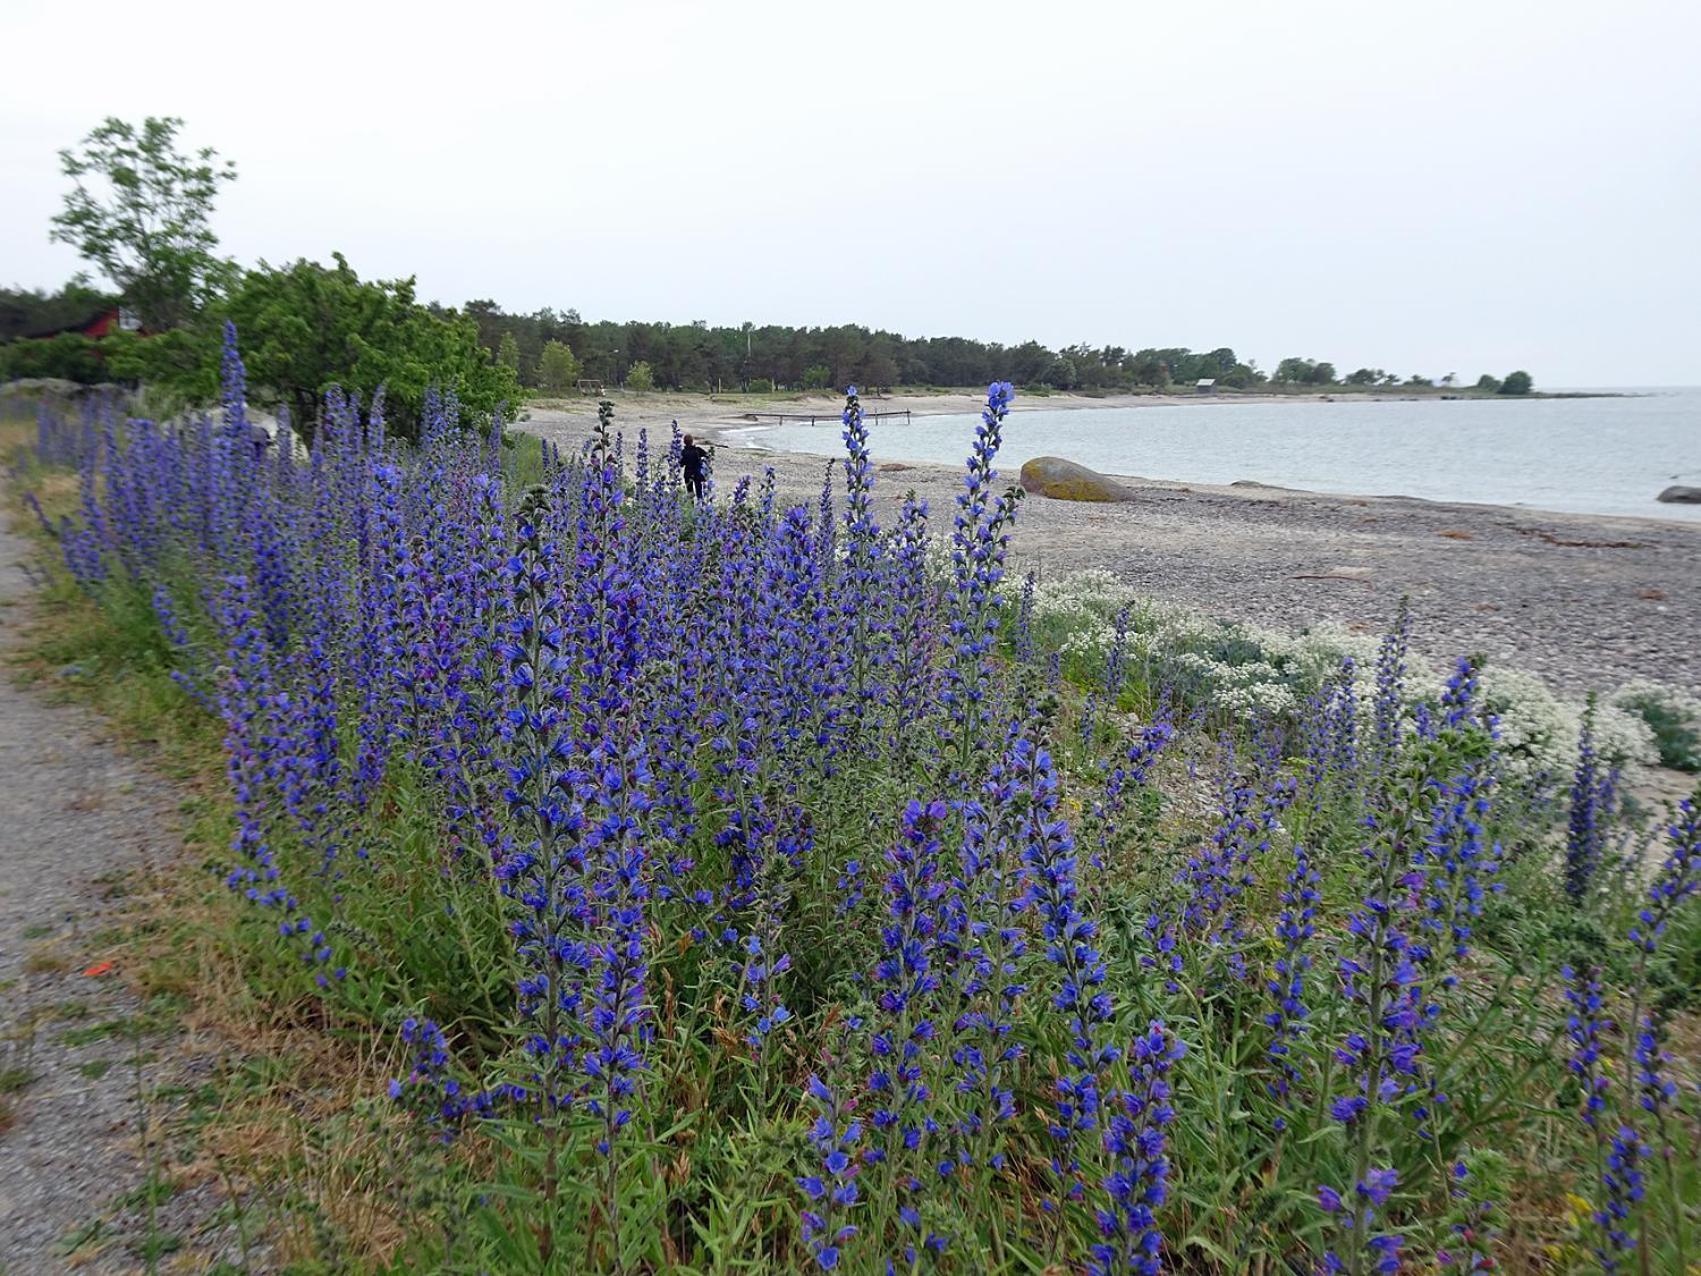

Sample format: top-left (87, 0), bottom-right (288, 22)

top-left (739, 409), bottom-right (912, 427)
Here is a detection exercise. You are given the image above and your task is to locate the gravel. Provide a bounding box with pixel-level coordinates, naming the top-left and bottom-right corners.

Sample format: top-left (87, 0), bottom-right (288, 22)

top-left (524, 404), bottom-right (1701, 696)
top-left (0, 518), bottom-right (222, 1272)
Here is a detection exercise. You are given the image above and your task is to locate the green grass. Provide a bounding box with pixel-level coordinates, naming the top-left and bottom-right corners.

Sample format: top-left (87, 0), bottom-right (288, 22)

top-left (0, 1064), bottom-right (35, 1094)
top-left (1622, 694), bottom-right (1701, 772)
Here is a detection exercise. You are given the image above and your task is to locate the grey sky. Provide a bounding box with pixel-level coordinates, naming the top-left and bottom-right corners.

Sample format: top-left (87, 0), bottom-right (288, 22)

top-left (3, 0), bottom-right (1697, 385)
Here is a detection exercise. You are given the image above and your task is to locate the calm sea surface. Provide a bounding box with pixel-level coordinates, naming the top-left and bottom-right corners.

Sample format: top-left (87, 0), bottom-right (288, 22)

top-left (746, 388), bottom-right (1701, 522)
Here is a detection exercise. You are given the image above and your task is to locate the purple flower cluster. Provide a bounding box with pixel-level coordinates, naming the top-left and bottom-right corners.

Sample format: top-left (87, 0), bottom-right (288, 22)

top-left (1565, 700), bottom-right (1620, 904)
top-left (51, 343), bottom-right (1654, 1274)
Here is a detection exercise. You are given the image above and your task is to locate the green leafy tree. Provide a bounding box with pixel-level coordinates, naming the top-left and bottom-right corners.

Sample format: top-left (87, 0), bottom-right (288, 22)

top-left (49, 116), bottom-right (237, 330)
top-left (114, 254), bottom-right (519, 440)
top-left (1310, 362), bottom-right (1337, 385)
top-left (1474, 373), bottom-right (1502, 393)
top-left (538, 340), bottom-right (580, 393)
top-left (497, 331), bottom-right (521, 379)
top-left (1043, 355), bottom-right (1077, 389)
top-left (1498, 370), bottom-right (1533, 395)
top-left (1345, 367), bottom-right (1382, 386)
top-left (802, 364), bottom-right (832, 390)
top-left (1129, 351), bottom-right (1171, 387)
top-left (1273, 356), bottom-right (1315, 384)
top-left (626, 360), bottom-right (654, 392)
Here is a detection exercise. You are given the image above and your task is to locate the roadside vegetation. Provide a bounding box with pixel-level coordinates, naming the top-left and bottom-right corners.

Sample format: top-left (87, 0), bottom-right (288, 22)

top-left (4, 342), bottom-right (1696, 1272)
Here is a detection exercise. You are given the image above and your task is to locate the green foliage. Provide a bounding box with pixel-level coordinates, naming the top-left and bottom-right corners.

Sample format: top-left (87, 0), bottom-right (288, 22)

top-left (216, 254), bottom-right (519, 439)
top-left (1619, 693), bottom-right (1701, 772)
top-left (625, 360), bottom-right (654, 392)
top-left (801, 364), bottom-right (832, 390)
top-left (51, 256), bottom-right (522, 440)
top-left (1042, 355), bottom-right (1078, 389)
top-left (0, 332), bottom-right (109, 384)
top-left (497, 331), bottom-right (521, 376)
top-left (1475, 373), bottom-right (1502, 393)
top-left (99, 327), bottom-right (213, 396)
top-left (1345, 367), bottom-right (1383, 385)
top-left (747, 376), bottom-right (774, 393)
top-left (1273, 356), bottom-right (1335, 385)
top-left (536, 340), bottom-right (580, 394)
top-left (49, 116), bottom-right (236, 330)
top-left (1499, 369), bottom-right (1533, 395)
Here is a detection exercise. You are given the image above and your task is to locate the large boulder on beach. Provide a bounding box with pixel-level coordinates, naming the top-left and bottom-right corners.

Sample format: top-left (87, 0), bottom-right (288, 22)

top-left (1657, 485), bottom-right (1701, 504)
top-left (1019, 455), bottom-right (1135, 503)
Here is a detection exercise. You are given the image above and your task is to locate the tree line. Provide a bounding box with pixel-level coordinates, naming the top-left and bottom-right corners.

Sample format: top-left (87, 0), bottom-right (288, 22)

top-left (454, 308), bottom-right (1533, 396)
top-left (454, 303), bottom-right (1278, 395)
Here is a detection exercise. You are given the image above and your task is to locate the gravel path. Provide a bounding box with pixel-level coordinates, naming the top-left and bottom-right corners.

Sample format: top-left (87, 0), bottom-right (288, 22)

top-left (0, 519), bottom-right (207, 1272)
top-left (522, 404), bottom-right (1701, 696)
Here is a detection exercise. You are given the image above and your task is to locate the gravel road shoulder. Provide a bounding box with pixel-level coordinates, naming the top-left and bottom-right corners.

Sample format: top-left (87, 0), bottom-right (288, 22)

top-left (0, 518), bottom-right (225, 1272)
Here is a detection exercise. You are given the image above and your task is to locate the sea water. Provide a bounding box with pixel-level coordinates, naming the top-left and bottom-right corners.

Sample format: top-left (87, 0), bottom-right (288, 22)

top-left (747, 388), bottom-right (1701, 522)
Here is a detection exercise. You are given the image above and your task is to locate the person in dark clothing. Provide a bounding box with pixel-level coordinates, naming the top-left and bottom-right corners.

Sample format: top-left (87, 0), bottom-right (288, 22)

top-left (680, 430), bottom-right (710, 499)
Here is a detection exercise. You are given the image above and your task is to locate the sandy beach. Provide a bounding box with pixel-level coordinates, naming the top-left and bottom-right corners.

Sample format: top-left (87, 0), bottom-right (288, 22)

top-left (518, 393), bottom-right (1701, 697)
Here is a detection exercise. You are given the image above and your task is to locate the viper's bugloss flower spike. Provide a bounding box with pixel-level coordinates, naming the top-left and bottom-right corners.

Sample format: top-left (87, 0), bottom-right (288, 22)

top-left (1630, 797), bottom-right (1701, 955)
top-left (799, 1074), bottom-right (863, 1271)
top-left (943, 380), bottom-right (1019, 781)
top-left (1566, 697), bottom-right (1618, 905)
top-left (1088, 1021), bottom-right (1183, 1276)
top-left (1265, 842), bottom-right (1318, 1113)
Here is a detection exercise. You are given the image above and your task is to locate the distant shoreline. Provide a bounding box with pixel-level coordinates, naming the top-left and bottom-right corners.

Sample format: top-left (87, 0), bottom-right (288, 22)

top-left (524, 384), bottom-right (1628, 430)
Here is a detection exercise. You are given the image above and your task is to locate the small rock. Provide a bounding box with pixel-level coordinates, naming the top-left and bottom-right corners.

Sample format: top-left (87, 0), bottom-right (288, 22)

top-left (1019, 456), bottom-right (1136, 503)
top-left (1656, 485), bottom-right (1701, 504)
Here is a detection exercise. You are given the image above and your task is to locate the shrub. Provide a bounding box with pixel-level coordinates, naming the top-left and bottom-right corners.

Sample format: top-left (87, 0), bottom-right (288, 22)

top-left (1614, 679), bottom-right (1701, 772)
top-left (0, 332), bottom-right (108, 384)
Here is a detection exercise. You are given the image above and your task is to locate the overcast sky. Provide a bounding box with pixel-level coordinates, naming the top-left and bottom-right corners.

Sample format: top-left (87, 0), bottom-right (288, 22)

top-left (2, 0), bottom-right (1697, 385)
